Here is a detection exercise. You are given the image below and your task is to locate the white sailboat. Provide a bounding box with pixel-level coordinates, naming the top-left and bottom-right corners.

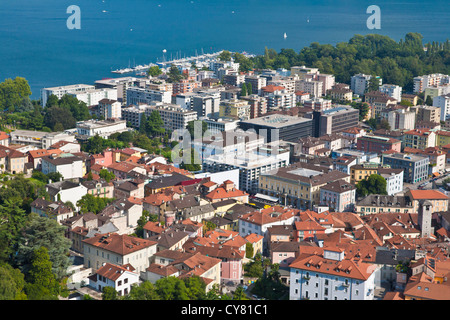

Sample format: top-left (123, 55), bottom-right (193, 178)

top-left (284, 33), bottom-right (287, 39)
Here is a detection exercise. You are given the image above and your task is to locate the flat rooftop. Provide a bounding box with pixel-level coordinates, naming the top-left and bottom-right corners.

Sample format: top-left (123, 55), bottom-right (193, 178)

top-left (240, 114), bottom-right (312, 128)
top-left (43, 84), bottom-right (94, 91)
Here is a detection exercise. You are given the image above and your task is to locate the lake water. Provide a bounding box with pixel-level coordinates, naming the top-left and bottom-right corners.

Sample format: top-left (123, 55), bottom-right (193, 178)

top-left (0, 0), bottom-right (449, 99)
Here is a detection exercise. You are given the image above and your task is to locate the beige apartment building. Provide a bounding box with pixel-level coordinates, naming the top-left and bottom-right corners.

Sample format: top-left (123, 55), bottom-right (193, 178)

top-left (258, 163), bottom-right (350, 209)
top-left (82, 233), bottom-right (157, 274)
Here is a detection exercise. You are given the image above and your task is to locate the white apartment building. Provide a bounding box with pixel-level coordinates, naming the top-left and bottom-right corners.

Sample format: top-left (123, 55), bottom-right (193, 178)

top-left (268, 78), bottom-right (297, 94)
top-left (89, 263), bottom-right (140, 297)
top-left (202, 148), bottom-right (290, 194)
top-left (41, 155), bottom-right (84, 180)
top-left (95, 77), bottom-right (147, 104)
top-left (98, 99), bottom-right (122, 120)
top-left (290, 66), bottom-right (320, 80)
top-left (126, 86), bottom-right (172, 105)
top-left (175, 92), bottom-right (196, 110)
top-left (192, 92), bottom-right (221, 118)
top-left (9, 130), bottom-right (76, 149)
top-left (145, 103), bottom-right (197, 132)
top-left (296, 78), bottom-right (323, 98)
top-left (76, 119), bottom-right (128, 139)
top-left (303, 97), bottom-right (332, 111)
top-left (41, 84), bottom-right (95, 107)
top-left (378, 168), bottom-right (404, 195)
top-left (192, 129), bottom-right (265, 161)
top-left (289, 248), bottom-right (378, 300)
top-left (385, 108), bottom-right (416, 130)
top-left (413, 73), bottom-right (450, 93)
top-left (203, 118), bottom-right (239, 133)
top-left (265, 91), bottom-right (296, 110)
top-left (350, 74), bottom-right (382, 96)
top-left (379, 84), bottom-right (402, 102)
top-left (433, 94), bottom-right (450, 120)
top-left (82, 233), bottom-right (158, 274)
top-left (70, 88), bottom-right (118, 107)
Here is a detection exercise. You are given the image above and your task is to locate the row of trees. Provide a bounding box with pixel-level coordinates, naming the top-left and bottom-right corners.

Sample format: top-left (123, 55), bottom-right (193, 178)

top-left (101, 276), bottom-right (248, 301)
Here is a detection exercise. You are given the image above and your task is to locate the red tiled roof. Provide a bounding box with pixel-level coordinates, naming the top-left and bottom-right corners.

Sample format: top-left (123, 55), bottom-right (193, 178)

top-left (409, 190), bottom-right (448, 200)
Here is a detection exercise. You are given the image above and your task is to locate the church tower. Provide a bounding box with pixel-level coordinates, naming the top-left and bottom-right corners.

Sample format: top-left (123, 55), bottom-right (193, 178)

top-left (418, 200), bottom-right (433, 238)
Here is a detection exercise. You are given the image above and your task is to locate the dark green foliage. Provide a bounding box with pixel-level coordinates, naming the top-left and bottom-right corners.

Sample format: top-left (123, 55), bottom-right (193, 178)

top-left (76, 194), bottom-right (115, 214)
top-left (147, 65), bottom-right (162, 77)
top-left (14, 215), bottom-right (72, 280)
top-left (0, 77), bottom-right (32, 112)
top-left (98, 169), bottom-right (115, 182)
top-left (102, 286), bottom-right (119, 300)
top-left (356, 174), bottom-right (388, 197)
top-left (167, 65), bottom-right (185, 83)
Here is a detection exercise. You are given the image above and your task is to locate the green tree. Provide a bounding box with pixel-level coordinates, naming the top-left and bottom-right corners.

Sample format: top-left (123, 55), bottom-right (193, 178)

top-left (233, 286), bottom-right (248, 300)
top-left (102, 286), bottom-right (119, 300)
top-left (146, 110), bottom-right (165, 137)
top-left (147, 65), bottom-right (163, 77)
top-left (155, 276), bottom-right (189, 300)
top-left (184, 275), bottom-right (207, 300)
top-left (240, 83), bottom-right (247, 97)
top-left (76, 194), bottom-right (115, 214)
top-left (0, 77), bottom-right (32, 112)
top-left (218, 50), bottom-right (232, 61)
top-left (245, 242), bottom-right (254, 259)
top-left (15, 215), bottom-right (72, 280)
top-left (43, 106), bottom-right (76, 131)
top-left (99, 169), bottom-right (115, 182)
top-left (24, 247), bottom-right (59, 300)
top-left (0, 263), bottom-right (27, 300)
top-left (0, 199), bottom-right (29, 263)
top-left (356, 174), bottom-right (388, 197)
top-left (47, 171), bottom-right (63, 183)
top-left (125, 281), bottom-right (160, 300)
top-left (167, 65), bottom-right (184, 83)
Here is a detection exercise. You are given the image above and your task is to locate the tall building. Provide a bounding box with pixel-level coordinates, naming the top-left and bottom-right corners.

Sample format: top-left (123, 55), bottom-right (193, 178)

top-left (202, 147), bottom-right (290, 194)
top-left (126, 87), bottom-right (172, 105)
top-left (219, 99), bottom-right (250, 121)
top-left (433, 93), bottom-right (450, 121)
top-left (244, 75), bottom-right (267, 95)
top-left (41, 84), bottom-right (95, 107)
top-left (69, 88), bottom-right (118, 107)
top-left (241, 94), bottom-right (268, 119)
top-left (351, 74), bottom-right (382, 96)
top-left (382, 153), bottom-right (429, 184)
top-left (416, 105), bottom-right (441, 124)
top-left (379, 84), bottom-right (402, 102)
top-left (239, 114), bottom-right (313, 143)
top-left (413, 73), bottom-right (450, 93)
top-left (98, 99), bottom-right (122, 120)
top-left (95, 77), bottom-right (147, 104)
top-left (191, 92), bottom-right (221, 119)
top-left (145, 103), bottom-right (197, 132)
top-left (418, 201), bottom-right (433, 238)
top-left (305, 106), bottom-right (359, 138)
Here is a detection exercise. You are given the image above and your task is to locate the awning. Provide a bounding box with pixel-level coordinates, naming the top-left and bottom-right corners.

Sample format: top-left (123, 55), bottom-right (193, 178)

top-left (254, 193), bottom-right (279, 203)
top-left (433, 172), bottom-right (440, 177)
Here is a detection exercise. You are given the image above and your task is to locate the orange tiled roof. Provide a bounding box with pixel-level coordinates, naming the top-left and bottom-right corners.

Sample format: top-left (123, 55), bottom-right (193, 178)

top-left (409, 190), bottom-right (449, 200)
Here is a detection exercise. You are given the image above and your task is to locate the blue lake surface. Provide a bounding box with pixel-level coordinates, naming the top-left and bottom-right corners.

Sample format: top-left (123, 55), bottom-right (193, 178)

top-left (0, 0), bottom-right (449, 99)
